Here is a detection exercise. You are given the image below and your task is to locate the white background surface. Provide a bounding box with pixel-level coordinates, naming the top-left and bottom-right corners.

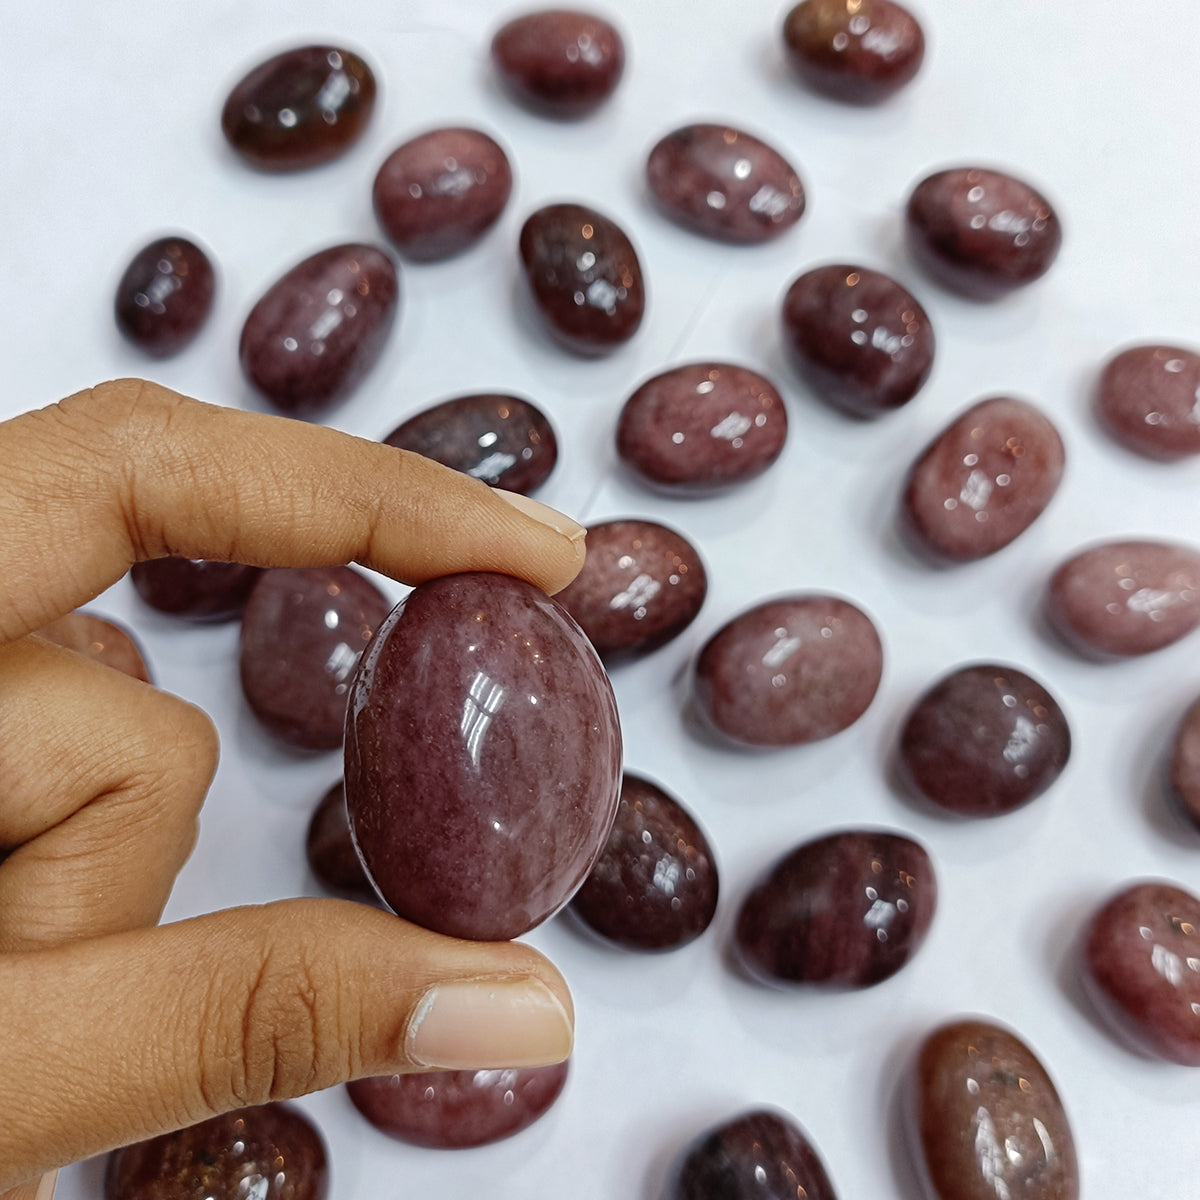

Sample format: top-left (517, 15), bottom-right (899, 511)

top-left (4, 1), bottom-right (1200, 1196)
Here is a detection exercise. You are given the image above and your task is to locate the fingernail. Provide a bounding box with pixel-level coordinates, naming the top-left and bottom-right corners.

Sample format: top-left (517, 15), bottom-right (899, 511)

top-left (495, 490), bottom-right (586, 543)
top-left (406, 977), bottom-right (574, 1070)
top-left (36, 1171), bottom-right (58, 1200)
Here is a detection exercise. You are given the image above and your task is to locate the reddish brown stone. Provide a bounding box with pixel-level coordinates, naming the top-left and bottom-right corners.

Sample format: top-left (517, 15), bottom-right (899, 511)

top-left (1169, 696), bottom-right (1200, 829)
top-left (1095, 344), bottom-right (1200, 461)
top-left (114, 236), bottom-right (215, 357)
top-left (306, 780), bottom-right (374, 898)
top-left (37, 612), bottom-right (151, 683)
top-left (130, 558), bottom-right (262, 623)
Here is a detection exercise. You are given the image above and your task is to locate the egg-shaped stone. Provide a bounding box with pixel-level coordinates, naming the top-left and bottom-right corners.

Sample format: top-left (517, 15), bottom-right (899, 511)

top-left (306, 780), bottom-right (375, 898)
top-left (114, 236), bottom-right (215, 357)
top-left (1095, 344), bottom-right (1200, 461)
top-left (130, 558), bottom-right (263, 623)
top-left (37, 612), bottom-right (152, 683)
top-left (1170, 697), bottom-right (1200, 829)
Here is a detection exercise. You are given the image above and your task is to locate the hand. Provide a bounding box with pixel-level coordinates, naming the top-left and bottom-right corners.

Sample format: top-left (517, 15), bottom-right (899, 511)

top-left (0, 380), bottom-right (586, 1195)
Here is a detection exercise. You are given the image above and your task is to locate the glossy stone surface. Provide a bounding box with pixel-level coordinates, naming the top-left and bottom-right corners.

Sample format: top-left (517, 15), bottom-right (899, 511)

top-left (383, 394), bottom-right (556, 494)
top-left (306, 780), bottom-right (374, 898)
top-left (569, 773), bottom-right (718, 950)
top-left (903, 396), bottom-right (1065, 561)
top-left (1083, 880), bottom-right (1200, 1064)
top-left (736, 830), bottom-right (935, 986)
top-left (344, 572), bottom-right (622, 941)
top-left (553, 520), bottom-right (707, 660)
top-left (646, 123), bottom-right (805, 244)
top-left (1095, 344), bottom-right (1200, 461)
top-left (911, 1020), bottom-right (1078, 1200)
top-left (667, 1109), bottom-right (838, 1200)
top-left (347, 1062), bottom-right (568, 1148)
top-left (221, 45), bottom-right (376, 171)
top-left (1169, 697), bottom-right (1200, 829)
top-left (114, 236), bottom-right (215, 356)
top-left (519, 203), bottom-right (644, 354)
top-left (693, 595), bottom-right (883, 747)
top-left (899, 664), bottom-right (1071, 816)
top-left (105, 1103), bottom-right (328, 1200)
top-left (130, 558), bottom-right (263, 623)
top-left (782, 0), bottom-right (925, 103)
top-left (37, 612), bottom-right (151, 683)
top-left (906, 167), bottom-right (1063, 299)
top-left (240, 243), bottom-right (399, 417)
top-left (492, 10), bottom-right (625, 117)
top-left (781, 264), bottom-right (934, 416)
top-left (373, 128), bottom-right (513, 261)
top-left (1046, 539), bottom-right (1200, 657)
top-left (240, 566), bottom-right (391, 751)
top-left (616, 362), bottom-right (787, 491)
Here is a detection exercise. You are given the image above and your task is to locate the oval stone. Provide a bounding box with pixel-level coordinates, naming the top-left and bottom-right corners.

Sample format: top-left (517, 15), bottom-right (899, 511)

top-left (344, 572), bottom-right (622, 941)
top-left (114, 236), bottom-right (215, 357)
top-left (347, 1062), bottom-right (568, 1148)
top-left (782, 0), bottom-right (925, 103)
top-left (1046, 539), bottom-right (1200, 657)
top-left (553, 519), bottom-right (707, 660)
top-left (373, 127), bottom-right (513, 261)
top-left (306, 780), bottom-right (374, 898)
top-left (736, 830), bottom-right (935, 987)
top-left (902, 396), bottom-right (1065, 561)
top-left (781, 264), bottom-right (934, 416)
top-left (383, 393), bottom-right (557, 495)
top-left (899, 664), bottom-right (1071, 816)
top-left (240, 243), bottom-right (399, 418)
top-left (569, 773), bottom-right (718, 950)
top-left (911, 1020), bottom-right (1079, 1200)
top-left (221, 45), bottom-right (376, 171)
top-left (1083, 880), bottom-right (1200, 1064)
top-left (240, 566), bottom-right (392, 751)
top-left (105, 1103), bottom-right (328, 1200)
top-left (666, 1109), bottom-right (838, 1200)
top-left (646, 123), bottom-right (805, 244)
top-left (37, 612), bottom-right (151, 683)
top-left (1169, 697), bottom-right (1200, 829)
top-left (519, 203), bottom-right (644, 354)
top-left (492, 10), bottom-right (625, 117)
top-left (130, 558), bottom-right (263, 623)
top-left (693, 595), bottom-right (883, 747)
top-left (906, 167), bottom-right (1063, 298)
top-left (616, 363), bottom-right (788, 491)
top-left (1095, 344), bottom-right (1200, 461)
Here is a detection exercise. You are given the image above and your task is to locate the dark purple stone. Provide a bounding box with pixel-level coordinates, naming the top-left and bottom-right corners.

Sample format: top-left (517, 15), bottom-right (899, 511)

top-left (781, 264), bottom-right (934, 416)
top-left (347, 1061), bottom-right (568, 1148)
top-left (693, 595), bottom-right (883, 747)
top-left (37, 612), bottom-right (152, 683)
top-left (105, 1102), bottom-right (328, 1200)
top-left (553, 519), bottom-right (707, 660)
top-left (306, 780), bottom-right (374, 898)
top-left (1047, 539), bottom-right (1200, 657)
top-left (221, 45), bottom-right (376, 171)
top-left (782, 0), bottom-right (925, 103)
top-left (373, 128), bottom-right (513, 261)
top-left (736, 830), bottom-right (935, 987)
top-left (491, 10), bottom-right (625, 117)
top-left (646, 123), bottom-right (805, 244)
top-left (899, 664), bottom-right (1070, 816)
top-left (616, 362), bottom-right (788, 492)
top-left (1170, 697), bottom-right (1200, 830)
top-left (518, 203), bottom-right (644, 355)
top-left (130, 558), bottom-right (263, 623)
top-left (383, 393), bottom-right (556, 494)
top-left (906, 167), bottom-right (1063, 299)
top-left (1095, 344), bottom-right (1200, 461)
top-left (114, 236), bottom-right (215, 356)
top-left (568, 773), bottom-right (718, 950)
top-left (240, 243), bottom-right (399, 418)
top-left (667, 1109), bottom-right (838, 1200)
top-left (344, 572), bottom-right (622, 941)
top-left (240, 566), bottom-right (392, 751)
top-left (902, 396), bottom-right (1065, 561)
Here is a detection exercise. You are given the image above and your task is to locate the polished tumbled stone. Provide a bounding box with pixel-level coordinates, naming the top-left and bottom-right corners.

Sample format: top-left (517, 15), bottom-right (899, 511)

top-left (131, 558), bottom-right (262, 623)
top-left (1095, 344), bottom-right (1200, 461)
top-left (306, 780), bottom-right (375, 898)
top-left (37, 612), bottom-right (151, 683)
top-left (114, 236), bottom-right (215, 357)
top-left (1170, 696), bottom-right (1200, 829)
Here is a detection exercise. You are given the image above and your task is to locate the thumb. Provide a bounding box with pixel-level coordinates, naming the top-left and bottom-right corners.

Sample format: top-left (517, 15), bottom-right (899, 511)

top-left (0, 898), bottom-right (573, 1188)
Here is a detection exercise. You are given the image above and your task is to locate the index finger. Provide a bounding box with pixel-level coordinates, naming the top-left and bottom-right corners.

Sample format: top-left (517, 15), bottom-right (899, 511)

top-left (0, 379), bottom-right (586, 643)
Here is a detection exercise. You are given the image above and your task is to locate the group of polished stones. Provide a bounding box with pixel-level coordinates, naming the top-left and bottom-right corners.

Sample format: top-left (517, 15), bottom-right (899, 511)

top-left (94, 3), bottom-right (1200, 1199)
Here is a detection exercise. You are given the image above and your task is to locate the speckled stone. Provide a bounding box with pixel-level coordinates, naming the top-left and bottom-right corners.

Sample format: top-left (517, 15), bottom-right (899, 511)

top-left (646, 123), bottom-right (805, 243)
top-left (130, 558), bottom-right (263, 623)
top-left (347, 1062), bottom-right (568, 1148)
top-left (902, 397), bottom-right (1065, 561)
top-left (736, 830), bottom-right (936, 986)
top-left (114, 236), bottom-right (215, 357)
top-left (1047, 539), bottom-right (1200, 657)
top-left (306, 780), bottom-right (374, 898)
top-left (911, 1020), bottom-right (1078, 1200)
top-left (693, 595), bottom-right (883, 747)
top-left (1095, 344), bottom-right (1200, 461)
top-left (553, 520), bottom-right (706, 660)
top-left (616, 362), bottom-right (787, 491)
top-left (37, 612), bottom-right (151, 683)
top-left (344, 572), bottom-right (622, 941)
top-left (1169, 697), bottom-right (1200, 829)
